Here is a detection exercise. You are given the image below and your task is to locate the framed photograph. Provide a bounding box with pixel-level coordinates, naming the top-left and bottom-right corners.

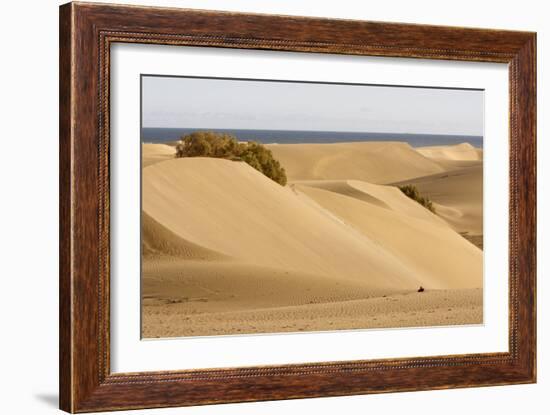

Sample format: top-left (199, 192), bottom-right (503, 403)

top-left (59, 2), bottom-right (536, 412)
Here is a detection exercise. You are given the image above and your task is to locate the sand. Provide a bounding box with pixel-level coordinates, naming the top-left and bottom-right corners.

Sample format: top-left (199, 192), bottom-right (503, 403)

top-left (143, 157), bottom-right (429, 293)
top-left (141, 141), bottom-right (483, 338)
top-left (142, 143), bottom-right (176, 167)
top-left (416, 142), bottom-right (483, 162)
top-left (295, 183), bottom-right (482, 289)
top-left (143, 287), bottom-right (482, 338)
top-left (393, 165), bottom-right (482, 234)
top-left (266, 141), bottom-right (445, 184)
top-left (398, 142), bottom-right (483, 239)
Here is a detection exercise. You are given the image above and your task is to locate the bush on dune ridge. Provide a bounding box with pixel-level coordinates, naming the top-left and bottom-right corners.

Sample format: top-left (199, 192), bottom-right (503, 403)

top-left (398, 185), bottom-right (436, 213)
top-left (175, 131), bottom-right (287, 186)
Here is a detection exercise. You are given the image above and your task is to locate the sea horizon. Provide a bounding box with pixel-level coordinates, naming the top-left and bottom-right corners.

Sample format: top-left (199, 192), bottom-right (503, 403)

top-left (141, 127), bottom-right (483, 148)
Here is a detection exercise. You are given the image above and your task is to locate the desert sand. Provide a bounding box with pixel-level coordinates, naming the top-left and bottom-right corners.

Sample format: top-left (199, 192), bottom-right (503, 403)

top-left (141, 140), bottom-right (483, 338)
top-left (142, 143), bottom-right (176, 167)
top-left (266, 141), bottom-right (445, 184)
top-left (393, 142), bottom-right (483, 246)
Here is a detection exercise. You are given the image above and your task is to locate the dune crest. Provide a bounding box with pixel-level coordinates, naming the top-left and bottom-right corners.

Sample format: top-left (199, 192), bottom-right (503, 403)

top-left (416, 142), bottom-right (482, 162)
top-left (142, 157), bottom-right (433, 294)
top-left (143, 157), bottom-right (481, 290)
top-left (142, 143), bottom-right (175, 167)
top-left (267, 141), bottom-right (445, 184)
top-left (142, 141), bottom-right (484, 337)
top-left (393, 163), bottom-right (483, 235)
top-left (294, 179), bottom-right (448, 226)
top-left (296, 184), bottom-right (482, 289)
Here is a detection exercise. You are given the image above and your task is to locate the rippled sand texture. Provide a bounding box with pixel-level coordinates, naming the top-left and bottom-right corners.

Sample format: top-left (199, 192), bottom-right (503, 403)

top-left (141, 141), bottom-right (483, 338)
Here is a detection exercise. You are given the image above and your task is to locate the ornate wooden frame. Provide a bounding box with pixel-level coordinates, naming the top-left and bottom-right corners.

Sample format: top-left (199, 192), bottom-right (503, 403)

top-left (59, 2), bottom-right (536, 412)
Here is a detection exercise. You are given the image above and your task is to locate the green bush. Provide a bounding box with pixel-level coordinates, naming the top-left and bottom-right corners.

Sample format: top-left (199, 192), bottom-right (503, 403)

top-left (175, 131), bottom-right (287, 186)
top-left (398, 185), bottom-right (436, 213)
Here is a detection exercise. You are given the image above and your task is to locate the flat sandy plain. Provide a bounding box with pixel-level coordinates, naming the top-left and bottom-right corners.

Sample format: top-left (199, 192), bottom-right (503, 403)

top-left (141, 141), bottom-right (483, 338)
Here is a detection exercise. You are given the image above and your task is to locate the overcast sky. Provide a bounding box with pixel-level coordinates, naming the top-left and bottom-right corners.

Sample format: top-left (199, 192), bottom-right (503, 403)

top-left (142, 76), bottom-right (484, 136)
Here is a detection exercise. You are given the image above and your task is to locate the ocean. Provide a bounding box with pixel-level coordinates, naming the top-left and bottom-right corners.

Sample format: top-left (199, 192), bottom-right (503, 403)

top-left (141, 128), bottom-right (483, 148)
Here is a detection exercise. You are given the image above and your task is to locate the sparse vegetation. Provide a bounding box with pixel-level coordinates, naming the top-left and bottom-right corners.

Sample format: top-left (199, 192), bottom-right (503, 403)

top-left (175, 131), bottom-right (287, 185)
top-left (398, 185), bottom-right (436, 213)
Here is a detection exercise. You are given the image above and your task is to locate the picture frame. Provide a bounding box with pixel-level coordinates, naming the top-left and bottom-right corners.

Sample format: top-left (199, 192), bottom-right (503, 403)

top-left (59, 2), bottom-right (536, 412)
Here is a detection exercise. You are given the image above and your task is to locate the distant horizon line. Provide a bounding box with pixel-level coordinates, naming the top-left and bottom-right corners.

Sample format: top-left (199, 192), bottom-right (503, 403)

top-left (141, 127), bottom-right (482, 138)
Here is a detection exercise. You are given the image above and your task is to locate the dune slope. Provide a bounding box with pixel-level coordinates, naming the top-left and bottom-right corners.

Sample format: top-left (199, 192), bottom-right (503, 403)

top-left (142, 143), bottom-right (175, 167)
top-left (393, 163), bottom-right (483, 235)
top-left (267, 141), bottom-right (445, 184)
top-left (143, 157), bottom-right (426, 294)
top-left (141, 142), bottom-right (484, 337)
top-left (293, 180), bottom-right (449, 226)
top-left (416, 142), bottom-right (482, 162)
top-left (296, 184), bottom-right (482, 289)
top-left (141, 211), bottom-right (227, 260)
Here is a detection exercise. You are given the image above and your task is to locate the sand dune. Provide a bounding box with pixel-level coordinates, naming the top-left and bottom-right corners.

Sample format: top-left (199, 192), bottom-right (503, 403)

top-left (141, 211), bottom-right (227, 260)
top-left (292, 180), bottom-right (448, 226)
top-left (393, 163), bottom-right (483, 235)
top-left (143, 157), bottom-right (425, 294)
top-left (141, 141), bottom-right (483, 337)
top-left (296, 184), bottom-right (482, 289)
top-left (416, 142), bottom-right (482, 162)
top-left (142, 143), bottom-right (175, 167)
top-left (143, 156), bottom-right (481, 290)
top-left (267, 141), bottom-right (445, 184)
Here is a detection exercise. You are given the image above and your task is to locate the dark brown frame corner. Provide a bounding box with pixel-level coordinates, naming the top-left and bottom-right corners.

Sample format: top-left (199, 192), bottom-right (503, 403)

top-left (59, 2), bottom-right (536, 413)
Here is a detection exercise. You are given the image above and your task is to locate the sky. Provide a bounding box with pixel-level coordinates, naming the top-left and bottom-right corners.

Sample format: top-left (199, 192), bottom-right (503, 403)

top-left (142, 76), bottom-right (484, 136)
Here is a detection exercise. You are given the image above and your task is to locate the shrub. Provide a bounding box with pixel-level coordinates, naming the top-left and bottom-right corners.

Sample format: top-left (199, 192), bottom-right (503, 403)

top-left (398, 185), bottom-right (436, 213)
top-left (175, 131), bottom-right (287, 186)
